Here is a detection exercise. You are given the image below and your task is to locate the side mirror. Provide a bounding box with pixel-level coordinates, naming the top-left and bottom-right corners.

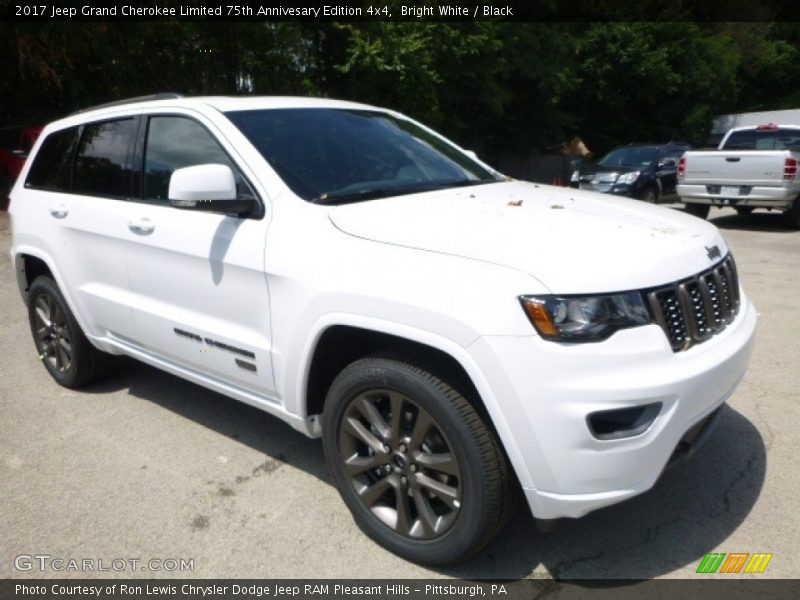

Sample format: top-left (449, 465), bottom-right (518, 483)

top-left (168, 164), bottom-right (253, 216)
top-left (660, 159), bottom-right (676, 168)
top-left (12, 149), bottom-right (27, 159)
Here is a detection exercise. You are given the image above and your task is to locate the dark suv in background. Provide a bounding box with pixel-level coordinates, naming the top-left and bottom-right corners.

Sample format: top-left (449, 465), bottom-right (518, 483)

top-left (571, 142), bottom-right (690, 203)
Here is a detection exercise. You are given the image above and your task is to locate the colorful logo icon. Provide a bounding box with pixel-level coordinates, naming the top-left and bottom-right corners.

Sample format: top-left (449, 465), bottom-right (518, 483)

top-left (696, 552), bottom-right (773, 574)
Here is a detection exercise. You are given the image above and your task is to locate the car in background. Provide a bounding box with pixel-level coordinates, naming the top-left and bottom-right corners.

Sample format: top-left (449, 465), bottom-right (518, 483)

top-left (571, 142), bottom-right (690, 203)
top-left (677, 123), bottom-right (800, 227)
top-left (0, 125), bottom-right (43, 210)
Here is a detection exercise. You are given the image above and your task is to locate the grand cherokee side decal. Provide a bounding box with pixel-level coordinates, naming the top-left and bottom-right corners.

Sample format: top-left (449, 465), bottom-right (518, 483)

top-left (173, 328), bottom-right (256, 359)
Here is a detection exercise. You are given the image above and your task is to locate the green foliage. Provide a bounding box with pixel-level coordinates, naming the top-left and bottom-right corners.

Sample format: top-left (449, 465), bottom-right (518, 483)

top-left (1, 20), bottom-right (799, 160)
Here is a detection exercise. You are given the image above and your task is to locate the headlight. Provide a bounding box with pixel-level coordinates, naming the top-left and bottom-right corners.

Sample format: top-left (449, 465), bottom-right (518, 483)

top-left (519, 292), bottom-right (652, 342)
top-left (570, 170), bottom-right (580, 182)
top-left (616, 171), bottom-right (640, 185)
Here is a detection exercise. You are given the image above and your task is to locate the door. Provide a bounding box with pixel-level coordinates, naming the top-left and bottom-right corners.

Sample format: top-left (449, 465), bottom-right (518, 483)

top-left (122, 114), bottom-right (275, 396)
top-left (25, 118), bottom-right (142, 341)
top-left (657, 147), bottom-right (686, 196)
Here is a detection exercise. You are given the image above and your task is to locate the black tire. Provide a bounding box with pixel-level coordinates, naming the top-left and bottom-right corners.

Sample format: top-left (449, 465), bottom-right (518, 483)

top-left (684, 203), bottom-right (710, 219)
top-left (735, 206), bottom-right (754, 216)
top-left (27, 276), bottom-right (112, 388)
top-left (784, 200), bottom-right (800, 230)
top-left (640, 186), bottom-right (658, 203)
top-left (322, 356), bottom-right (513, 566)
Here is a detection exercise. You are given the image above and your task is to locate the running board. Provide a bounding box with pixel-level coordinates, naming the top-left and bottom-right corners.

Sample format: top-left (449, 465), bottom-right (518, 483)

top-left (94, 333), bottom-right (316, 438)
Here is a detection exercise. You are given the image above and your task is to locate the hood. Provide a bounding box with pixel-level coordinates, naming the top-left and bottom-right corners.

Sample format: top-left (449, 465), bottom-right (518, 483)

top-left (328, 181), bottom-right (728, 294)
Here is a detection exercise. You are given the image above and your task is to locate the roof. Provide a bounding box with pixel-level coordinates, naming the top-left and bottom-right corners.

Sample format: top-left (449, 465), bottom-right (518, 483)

top-left (622, 142), bottom-right (690, 148)
top-left (46, 94), bottom-right (388, 132)
top-left (725, 124), bottom-right (800, 132)
top-left (196, 96), bottom-right (380, 112)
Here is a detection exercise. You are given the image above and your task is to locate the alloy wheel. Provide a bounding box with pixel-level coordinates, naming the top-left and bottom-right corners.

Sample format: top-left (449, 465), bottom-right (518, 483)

top-left (33, 293), bottom-right (73, 373)
top-left (338, 389), bottom-right (462, 540)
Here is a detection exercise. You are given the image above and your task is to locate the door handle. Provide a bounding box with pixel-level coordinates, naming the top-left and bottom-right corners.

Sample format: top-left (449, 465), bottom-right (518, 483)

top-left (725, 157), bottom-right (741, 162)
top-left (48, 204), bottom-right (68, 219)
top-left (128, 218), bottom-right (155, 235)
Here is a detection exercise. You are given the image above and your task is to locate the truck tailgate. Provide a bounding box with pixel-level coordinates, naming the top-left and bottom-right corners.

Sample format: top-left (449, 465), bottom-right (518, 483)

top-left (682, 150), bottom-right (788, 187)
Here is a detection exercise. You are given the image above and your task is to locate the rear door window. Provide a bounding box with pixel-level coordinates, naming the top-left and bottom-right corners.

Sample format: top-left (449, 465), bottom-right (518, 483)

top-left (73, 118), bottom-right (137, 198)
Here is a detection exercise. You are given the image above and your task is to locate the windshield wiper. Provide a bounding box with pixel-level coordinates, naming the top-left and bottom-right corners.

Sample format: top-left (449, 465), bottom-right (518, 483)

top-left (312, 187), bottom-right (407, 204)
top-left (311, 179), bottom-right (491, 205)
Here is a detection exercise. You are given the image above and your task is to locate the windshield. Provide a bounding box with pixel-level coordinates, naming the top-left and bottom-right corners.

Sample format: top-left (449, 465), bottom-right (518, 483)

top-left (598, 146), bottom-right (660, 168)
top-left (723, 128), bottom-right (800, 151)
top-left (225, 108), bottom-right (500, 203)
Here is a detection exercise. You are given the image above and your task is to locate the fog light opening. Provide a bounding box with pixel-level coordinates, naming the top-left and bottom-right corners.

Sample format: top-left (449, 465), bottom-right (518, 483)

top-left (587, 402), bottom-right (662, 440)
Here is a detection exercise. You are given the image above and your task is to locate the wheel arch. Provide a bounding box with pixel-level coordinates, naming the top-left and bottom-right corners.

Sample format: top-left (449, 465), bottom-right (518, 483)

top-left (304, 325), bottom-right (484, 421)
top-left (297, 317), bottom-right (535, 493)
top-left (14, 250), bottom-right (57, 305)
top-left (13, 248), bottom-right (99, 345)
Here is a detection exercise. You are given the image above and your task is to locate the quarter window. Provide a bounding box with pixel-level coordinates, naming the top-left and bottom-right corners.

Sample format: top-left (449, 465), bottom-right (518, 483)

top-left (143, 116), bottom-right (255, 204)
top-left (73, 119), bottom-right (136, 198)
top-left (25, 127), bottom-right (79, 192)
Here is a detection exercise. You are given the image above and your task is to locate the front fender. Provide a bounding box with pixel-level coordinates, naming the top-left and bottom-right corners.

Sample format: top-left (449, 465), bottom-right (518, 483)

top-left (293, 313), bottom-right (537, 495)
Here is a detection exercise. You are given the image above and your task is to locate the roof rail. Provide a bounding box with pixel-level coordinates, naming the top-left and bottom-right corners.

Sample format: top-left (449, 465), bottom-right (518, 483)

top-left (626, 141), bottom-right (691, 147)
top-left (71, 93), bottom-right (183, 115)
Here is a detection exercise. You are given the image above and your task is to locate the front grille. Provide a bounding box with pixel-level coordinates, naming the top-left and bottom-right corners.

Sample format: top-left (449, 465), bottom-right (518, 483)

top-left (647, 255), bottom-right (740, 352)
top-left (579, 182), bottom-right (613, 193)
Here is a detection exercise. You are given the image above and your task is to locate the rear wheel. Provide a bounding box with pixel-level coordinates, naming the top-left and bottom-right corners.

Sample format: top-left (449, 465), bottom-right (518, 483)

top-left (684, 203), bottom-right (710, 219)
top-left (27, 276), bottom-right (112, 388)
top-left (322, 356), bottom-right (514, 565)
top-left (735, 206), bottom-right (754, 216)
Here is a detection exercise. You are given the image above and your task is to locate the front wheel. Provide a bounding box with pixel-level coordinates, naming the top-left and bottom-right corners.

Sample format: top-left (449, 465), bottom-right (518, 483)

top-left (684, 203), bottom-right (710, 219)
top-left (322, 356), bottom-right (514, 565)
top-left (27, 276), bottom-right (112, 388)
top-left (640, 186), bottom-right (658, 203)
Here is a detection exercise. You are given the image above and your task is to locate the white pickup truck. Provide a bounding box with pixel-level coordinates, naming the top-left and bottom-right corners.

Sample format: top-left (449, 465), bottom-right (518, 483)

top-left (677, 124), bottom-right (800, 227)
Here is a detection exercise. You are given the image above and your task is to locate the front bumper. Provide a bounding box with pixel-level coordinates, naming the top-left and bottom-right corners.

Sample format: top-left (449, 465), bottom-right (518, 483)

top-left (578, 181), bottom-right (637, 197)
top-left (468, 294), bottom-right (756, 519)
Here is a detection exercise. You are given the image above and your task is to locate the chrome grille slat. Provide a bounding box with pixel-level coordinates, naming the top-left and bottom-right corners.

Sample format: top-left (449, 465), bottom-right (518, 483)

top-left (647, 255), bottom-right (740, 352)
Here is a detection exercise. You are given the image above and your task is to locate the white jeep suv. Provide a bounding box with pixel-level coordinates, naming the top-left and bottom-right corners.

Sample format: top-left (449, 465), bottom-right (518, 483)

top-left (9, 94), bottom-right (756, 565)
